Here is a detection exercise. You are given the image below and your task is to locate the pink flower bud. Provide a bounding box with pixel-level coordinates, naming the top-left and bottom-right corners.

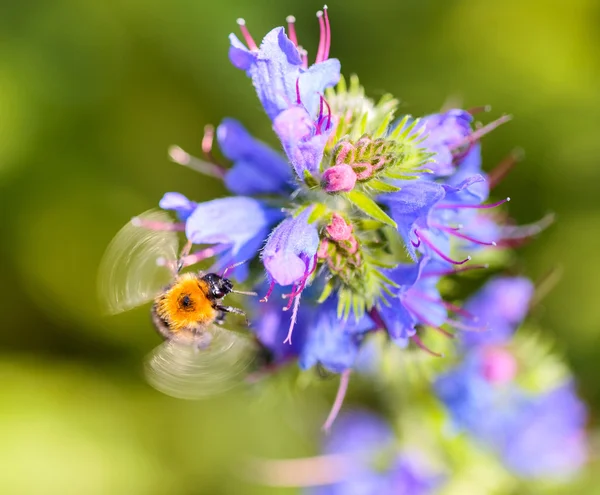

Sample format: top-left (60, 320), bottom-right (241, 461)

top-left (334, 141), bottom-right (355, 164)
top-left (482, 347), bottom-right (518, 385)
top-left (322, 164), bottom-right (357, 193)
top-left (326, 213), bottom-right (353, 241)
top-left (317, 238), bottom-right (330, 259)
top-left (353, 162), bottom-right (374, 180)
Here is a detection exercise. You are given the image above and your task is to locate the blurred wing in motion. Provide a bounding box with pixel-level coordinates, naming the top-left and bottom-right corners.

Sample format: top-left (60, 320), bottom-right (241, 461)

top-left (144, 326), bottom-right (257, 399)
top-left (98, 209), bottom-right (179, 315)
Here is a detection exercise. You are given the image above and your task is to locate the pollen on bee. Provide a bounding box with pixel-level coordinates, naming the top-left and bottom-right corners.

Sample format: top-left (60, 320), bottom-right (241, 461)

top-left (156, 274), bottom-right (218, 331)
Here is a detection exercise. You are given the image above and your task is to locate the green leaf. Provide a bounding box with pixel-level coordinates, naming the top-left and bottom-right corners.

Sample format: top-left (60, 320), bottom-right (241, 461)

top-left (373, 269), bottom-right (398, 287)
top-left (303, 169), bottom-right (319, 188)
top-left (307, 203), bottom-right (328, 224)
top-left (389, 115), bottom-right (410, 140)
top-left (367, 179), bottom-right (401, 193)
top-left (317, 281), bottom-right (334, 303)
top-left (345, 190), bottom-right (397, 228)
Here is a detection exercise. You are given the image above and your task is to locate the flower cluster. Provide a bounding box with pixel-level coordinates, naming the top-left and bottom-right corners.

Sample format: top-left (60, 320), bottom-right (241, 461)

top-left (434, 276), bottom-right (588, 479)
top-left (134, 9), bottom-right (589, 483)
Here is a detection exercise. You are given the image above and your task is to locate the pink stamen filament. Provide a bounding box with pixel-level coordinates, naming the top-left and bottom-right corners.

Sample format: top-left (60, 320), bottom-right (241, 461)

top-left (403, 301), bottom-right (455, 339)
top-left (201, 124), bottom-right (215, 157)
top-left (322, 369), bottom-right (351, 433)
top-left (168, 145), bottom-right (226, 179)
top-left (432, 224), bottom-right (497, 246)
top-left (131, 217), bottom-right (185, 231)
top-left (315, 11), bottom-right (326, 63)
top-left (260, 279), bottom-right (276, 303)
top-left (448, 319), bottom-right (487, 332)
top-left (467, 105), bottom-right (492, 115)
top-left (283, 255), bottom-right (318, 306)
top-left (411, 334), bottom-right (443, 358)
top-left (283, 290), bottom-right (302, 345)
top-left (368, 308), bottom-right (387, 331)
top-left (409, 289), bottom-right (477, 320)
top-left (237, 18), bottom-right (258, 50)
top-left (298, 46), bottom-right (308, 69)
top-left (488, 149), bottom-right (523, 189)
top-left (181, 246), bottom-right (224, 268)
top-left (246, 454), bottom-right (353, 487)
top-left (286, 15), bottom-right (298, 46)
top-left (414, 230), bottom-right (471, 265)
top-left (323, 5), bottom-right (331, 60)
top-left (422, 263), bottom-right (489, 278)
top-left (436, 197), bottom-right (510, 210)
top-left (323, 96), bottom-right (332, 129)
top-left (295, 78), bottom-right (302, 105)
top-left (450, 114), bottom-right (513, 151)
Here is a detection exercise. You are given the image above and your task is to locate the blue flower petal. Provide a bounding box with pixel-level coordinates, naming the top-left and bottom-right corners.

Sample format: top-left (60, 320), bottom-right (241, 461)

top-left (381, 181), bottom-right (445, 260)
top-left (159, 192), bottom-right (197, 221)
top-left (273, 106), bottom-right (331, 178)
top-left (299, 304), bottom-right (373, 373)
top-left (230, 27), bottom-right (340, 121)
top-left (262, 208), bottom-right (320, 286)
top-left (185, 196), bottom-right (281, 254)
top-left (217, 118), bottom-right (292, 195)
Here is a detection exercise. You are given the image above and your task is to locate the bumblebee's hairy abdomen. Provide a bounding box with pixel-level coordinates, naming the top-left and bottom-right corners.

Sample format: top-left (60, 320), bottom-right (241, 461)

top-left (154, 273), bottom-right (219, 334)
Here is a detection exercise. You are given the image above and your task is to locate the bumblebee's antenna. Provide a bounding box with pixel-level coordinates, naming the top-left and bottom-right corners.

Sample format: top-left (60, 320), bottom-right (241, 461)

top-left (230, 289), bottom-right (258, 297)
top-left (222, 259), bottom-right (251, 278)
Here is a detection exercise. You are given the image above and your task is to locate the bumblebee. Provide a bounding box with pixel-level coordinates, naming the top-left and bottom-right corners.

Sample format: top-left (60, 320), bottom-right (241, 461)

top-left (98, 210), bottom-right (257, 399)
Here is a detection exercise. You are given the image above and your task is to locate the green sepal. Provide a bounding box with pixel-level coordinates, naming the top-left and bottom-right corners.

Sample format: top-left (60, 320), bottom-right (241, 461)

top-left (307, 203), bottom-right (328, 224)
top-left (345, 190), bottom-right (397, 228)
top-left (317, 280), bottom-right (334, 303)
top-left (303, 169), bottom-right (319, 188)
top-left (367, 179), bottom-right (401, 193)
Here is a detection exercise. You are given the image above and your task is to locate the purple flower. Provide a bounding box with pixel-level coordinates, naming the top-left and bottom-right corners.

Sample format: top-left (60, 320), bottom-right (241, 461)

top-left (460, 276), bottom-right (534, 349)
top-left (273, 105), bottom-right (333, 178)
top-left (435, 357), bottom-right (588, 479)
top-left (299, 302), bottom-right (374, 373)
top-left (217, 118), bottom-right (293, 195)
top-left (159, 192), bottom-right (197, 221)
top-left (415, 109), bottom-right (473, 177)
top-left (307, 410), bottom-right (442, 495)
top-left (380, 180), bottom-right (445, 261)
top-left (498, 383), bottom-right (587, 479)
top-left (160, 194), bottom-right (282, 280)
top-left (262, 208), bottom-right (320, 287)
top-left (229, 21), bottom-right (340, 120)
top-left (378, 258), bottom-right (449, 349)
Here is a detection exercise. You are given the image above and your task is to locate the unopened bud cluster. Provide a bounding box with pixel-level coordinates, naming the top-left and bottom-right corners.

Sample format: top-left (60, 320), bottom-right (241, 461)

top-left (317, 213), bottom-right (362, 283)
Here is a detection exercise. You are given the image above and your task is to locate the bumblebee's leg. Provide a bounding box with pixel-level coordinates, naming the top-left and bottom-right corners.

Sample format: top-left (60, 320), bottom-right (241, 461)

top-left (215, 305), bottom-right (249, 326)
top-left (214, 310), bottom-right (226, 326)
top-left (176, 239), bottom-right (193, 273)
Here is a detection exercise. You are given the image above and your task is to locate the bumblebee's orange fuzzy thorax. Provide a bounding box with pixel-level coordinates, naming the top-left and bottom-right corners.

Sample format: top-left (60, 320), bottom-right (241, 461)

top-left (155, 273), bottom-right (218, 331)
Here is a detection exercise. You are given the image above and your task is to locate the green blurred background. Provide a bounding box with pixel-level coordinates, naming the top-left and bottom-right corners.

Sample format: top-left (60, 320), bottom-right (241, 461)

top-left (1, 0), bottom-right (599, 493)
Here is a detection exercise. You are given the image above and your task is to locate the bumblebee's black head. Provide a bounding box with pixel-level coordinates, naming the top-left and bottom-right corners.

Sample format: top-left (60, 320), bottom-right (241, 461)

top-left (202, 273), bottom-right (233, 300)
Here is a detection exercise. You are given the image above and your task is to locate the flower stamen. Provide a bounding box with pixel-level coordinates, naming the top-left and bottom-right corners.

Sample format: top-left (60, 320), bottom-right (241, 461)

top-left (322, 369), bottom-right (351, 433)
top-left (283, 290), bottom-right (302, 344)
top-left (260, 279), bottom-right (276, 303)
top-left (237, 18), bottom-right (258, 51)
top-left (411, 334), bottom-right (444, 357)
top-left (450, 114), bottom-right (512, 152)
top-left (286, 15), bottom-right (298, 46)
top-left (421, 264), bottom-right (489, 278)
top-left (435, 197), bottom-right (510, 210)
top-left (168, 145), bottom-right (226, 179)
top-left (433, 224), bottom-right (497, 246)
top-left (131, 216), bottom-right (185, 231)
top-left (315, 10), bottom-right (326, 63)
top-left (414, 230), bottom-right (471, 265)
top-left (323, 5), bottom-right (331, 60)
top-left (403, 301), bottom-right (455, 339)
